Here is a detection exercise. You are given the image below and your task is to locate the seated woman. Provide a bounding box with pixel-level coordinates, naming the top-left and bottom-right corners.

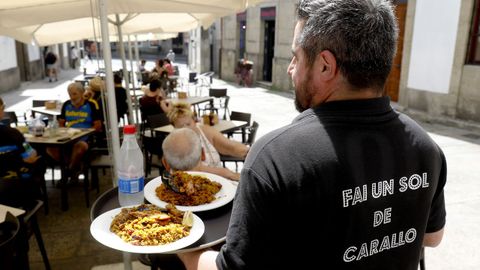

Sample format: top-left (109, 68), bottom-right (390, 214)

top-left (163, 58), bottom-right (174, 77)
top-left (162, 128), bottom-right (240, 181)
top-left (139, 79), bottom-right (171, 118)
top-left (152, 59), bottom-right (165, 75)
top-left (167, 102), bottom-right (249, 168)
top-left (47, 82), bottom-right (102, 181)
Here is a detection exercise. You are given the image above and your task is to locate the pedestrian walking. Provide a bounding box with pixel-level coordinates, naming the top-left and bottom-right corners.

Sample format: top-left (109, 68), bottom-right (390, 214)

top-left (70, 46), bottom-right (78, 69)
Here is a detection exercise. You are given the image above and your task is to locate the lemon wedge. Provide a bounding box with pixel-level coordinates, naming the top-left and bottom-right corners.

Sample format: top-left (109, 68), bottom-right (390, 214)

top-left (182, 211), bottom-right (194, 227)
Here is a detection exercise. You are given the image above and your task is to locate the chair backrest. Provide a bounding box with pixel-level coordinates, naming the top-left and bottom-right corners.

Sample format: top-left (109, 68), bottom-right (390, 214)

top-left (189, 72), bottom-right (197, 83)
top-left (209, 88), bottom-right (227, 98)
top-left (229, 111), bottom-right (251, 125)
top-left (0, 176), bottom-right (40, 209)
top-left (246, 121), bottom-right (259, 145)
top-left (32, 100), bottom-right (48, 107)
top-left (142, 134), bottom-right (165, 157)
top-left (3, 111), bottom-right (18, 127)
top-left (0, 117), bottom-right (10, 126)
top-left (146, 113), bottom-right (170, 130)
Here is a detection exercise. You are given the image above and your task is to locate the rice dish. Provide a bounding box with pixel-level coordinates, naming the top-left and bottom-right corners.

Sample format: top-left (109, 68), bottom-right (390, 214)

top-left (156, 171), bottom-right (222, 206)
top-left (110, 204), bottom-right (190, 246)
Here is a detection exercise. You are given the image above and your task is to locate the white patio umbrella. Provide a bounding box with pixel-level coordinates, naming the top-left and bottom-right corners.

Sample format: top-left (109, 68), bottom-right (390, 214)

top-left (2, 12), bottom-right (218, 46)
top-left (0, 0), bottom-right (265, 29)
top-left (101, 32), bottom-right (178, 43)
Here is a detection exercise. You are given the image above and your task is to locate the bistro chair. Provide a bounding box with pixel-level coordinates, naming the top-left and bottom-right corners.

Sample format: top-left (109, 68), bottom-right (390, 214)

top-left (220, 121), bottom-right (259, 172)
top-left (87, 150), bottom-right (111, 196)
top-left (199, 88), bottom-right (230, 120)
top-left (227, 111), bottom-right (252, 143)
top-left (142, 134), bottom-right (166, 177)
top-left (0, 179), bottom-right (51, 269)
top-left (141, 113), bottom-right (169, 177)
top-left (3, 111), bottom-right (19, 126)
top-left (87, 127), bottom-right (124, 196)
top-left (0, 150), bottom-right (49, 214)
top-left (30, 99), bottom-right (51, 125)
top-left (146, 113), bottom-right (170, 131)
top-left (194, 71), bottom-right (215, 96)
top-left (0, 212), bottom-right (20, 269)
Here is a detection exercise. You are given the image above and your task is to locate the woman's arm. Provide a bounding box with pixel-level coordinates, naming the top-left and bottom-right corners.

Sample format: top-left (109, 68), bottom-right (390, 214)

top-left (200, 126), bottom-right (249, 158)
top-left (196, 164), bottom-right (240, 181)
top-left (159, 99), bottom-right (172, 113)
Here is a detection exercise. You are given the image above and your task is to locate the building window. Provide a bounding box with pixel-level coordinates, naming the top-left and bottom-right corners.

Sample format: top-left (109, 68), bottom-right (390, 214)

top-left (467, 0), bottom-right (480, 64)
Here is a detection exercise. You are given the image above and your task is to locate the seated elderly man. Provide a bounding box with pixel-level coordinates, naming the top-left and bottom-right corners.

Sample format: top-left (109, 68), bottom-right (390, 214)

top-left (47, 82), bottom-right (102, 181)
top-left (162, 128), bottom-right (240, 181)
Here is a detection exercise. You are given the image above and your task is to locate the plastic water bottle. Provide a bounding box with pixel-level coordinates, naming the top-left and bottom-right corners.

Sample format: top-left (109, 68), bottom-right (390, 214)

top-left (118, 125), bottom-right (145, 206)
top-left (49, 115), bottom-right (59, 136)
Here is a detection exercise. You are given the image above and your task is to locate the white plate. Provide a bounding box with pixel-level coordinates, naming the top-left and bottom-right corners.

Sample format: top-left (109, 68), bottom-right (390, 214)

top-left (144, 171), bottom-right (236, 212)
top-left (90, 206), bottom-right (205, 254)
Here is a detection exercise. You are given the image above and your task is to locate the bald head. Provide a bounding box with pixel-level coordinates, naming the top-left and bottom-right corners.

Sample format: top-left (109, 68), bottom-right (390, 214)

top-left (162, 128), bottom-right (202, 171)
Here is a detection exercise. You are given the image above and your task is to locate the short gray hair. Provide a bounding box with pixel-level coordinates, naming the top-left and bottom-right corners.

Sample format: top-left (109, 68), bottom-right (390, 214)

top-left (296, 0), bottom-right (398, 89)
top-left (162, 128), bottom-right (202, 171)
top-left (67, 82), bottom-right (85, 94)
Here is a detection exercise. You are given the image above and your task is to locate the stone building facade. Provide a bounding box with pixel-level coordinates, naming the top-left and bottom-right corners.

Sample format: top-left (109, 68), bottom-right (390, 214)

top-left (205, 0), bottom-right (480, 123)
top-left (399, 0), bottom-right (480, 122)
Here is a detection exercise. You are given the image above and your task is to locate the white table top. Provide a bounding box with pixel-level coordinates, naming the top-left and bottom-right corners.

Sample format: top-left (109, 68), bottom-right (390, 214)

top-left (0, 204), bottom-right (25, 223)
top-left (154, 120), bottom-right (248, 134)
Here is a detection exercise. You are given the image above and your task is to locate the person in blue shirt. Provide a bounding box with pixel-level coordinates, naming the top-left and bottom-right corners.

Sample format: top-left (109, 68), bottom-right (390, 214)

top-left (47, 82), bottom-right (102, 181)
top-left (0, 97), bottom-right (45, 207)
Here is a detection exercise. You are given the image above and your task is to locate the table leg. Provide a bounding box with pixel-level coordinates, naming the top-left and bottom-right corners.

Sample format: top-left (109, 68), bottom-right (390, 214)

top-left (123, 252), bottom-right (132, 270)
top-left (59, 148), bottom-right (69, 211)
top-left (15, 216), bottom-right (30, 270)
top-left (241, 127), bottom-right (247, 143)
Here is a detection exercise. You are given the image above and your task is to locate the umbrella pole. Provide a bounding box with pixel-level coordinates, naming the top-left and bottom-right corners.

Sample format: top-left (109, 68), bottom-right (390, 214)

top-left (115, 14), bottom-right (134, 125)
top-left (99, 6), bottom-right (133, 270)
top-left (127, 35), bottom-right (140, 126)
top-left (98, 0), bottom-right (121, 187)
top-left (134, 35), bottom-right (140, 71)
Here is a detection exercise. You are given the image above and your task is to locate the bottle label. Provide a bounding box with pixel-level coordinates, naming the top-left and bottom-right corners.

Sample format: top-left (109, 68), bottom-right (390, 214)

top-left (118, 176), bottom-right (144, 194)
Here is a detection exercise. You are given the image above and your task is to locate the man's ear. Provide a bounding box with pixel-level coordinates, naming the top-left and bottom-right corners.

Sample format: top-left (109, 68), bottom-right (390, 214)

top-left (161, 157), bottom-right (170, 171)
top-left (315, 50), bottom-right (337, 81)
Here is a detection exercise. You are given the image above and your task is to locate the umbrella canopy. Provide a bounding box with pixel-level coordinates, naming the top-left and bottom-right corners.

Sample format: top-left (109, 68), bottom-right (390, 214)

top-left (103, 32), bottom-right (178, 43)
top-left (3, 12), bottom-right (217, 46)
top-left (0, 0), bottom-right (264, 28)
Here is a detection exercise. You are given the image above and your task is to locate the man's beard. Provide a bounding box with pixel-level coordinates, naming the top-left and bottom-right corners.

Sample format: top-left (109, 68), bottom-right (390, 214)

top-left (294, 69), bottom-right (314, 113)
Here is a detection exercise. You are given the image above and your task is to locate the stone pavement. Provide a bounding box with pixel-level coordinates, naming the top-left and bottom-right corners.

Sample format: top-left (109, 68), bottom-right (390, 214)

top-left (1, 57), bottom-right (479, 269)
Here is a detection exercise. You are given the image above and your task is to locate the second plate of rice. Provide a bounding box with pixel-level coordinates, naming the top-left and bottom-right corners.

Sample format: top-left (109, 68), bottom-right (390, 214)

top-left (144, 171), bottom-right (237, 212)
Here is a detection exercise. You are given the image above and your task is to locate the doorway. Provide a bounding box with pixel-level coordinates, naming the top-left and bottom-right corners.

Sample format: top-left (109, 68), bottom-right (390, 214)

top-left (384, 1), bottom-right (407, 102)
top-left (262, 20), bottom-right (275, 82)
top-left (15, 42), bottom-right (29, 81)
top-left (238, 20), bottom-right (246, 59)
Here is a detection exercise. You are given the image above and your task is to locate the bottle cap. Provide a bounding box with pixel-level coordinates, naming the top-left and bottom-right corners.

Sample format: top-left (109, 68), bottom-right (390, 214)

top-left (123, 125), bottom-right (136, 134)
